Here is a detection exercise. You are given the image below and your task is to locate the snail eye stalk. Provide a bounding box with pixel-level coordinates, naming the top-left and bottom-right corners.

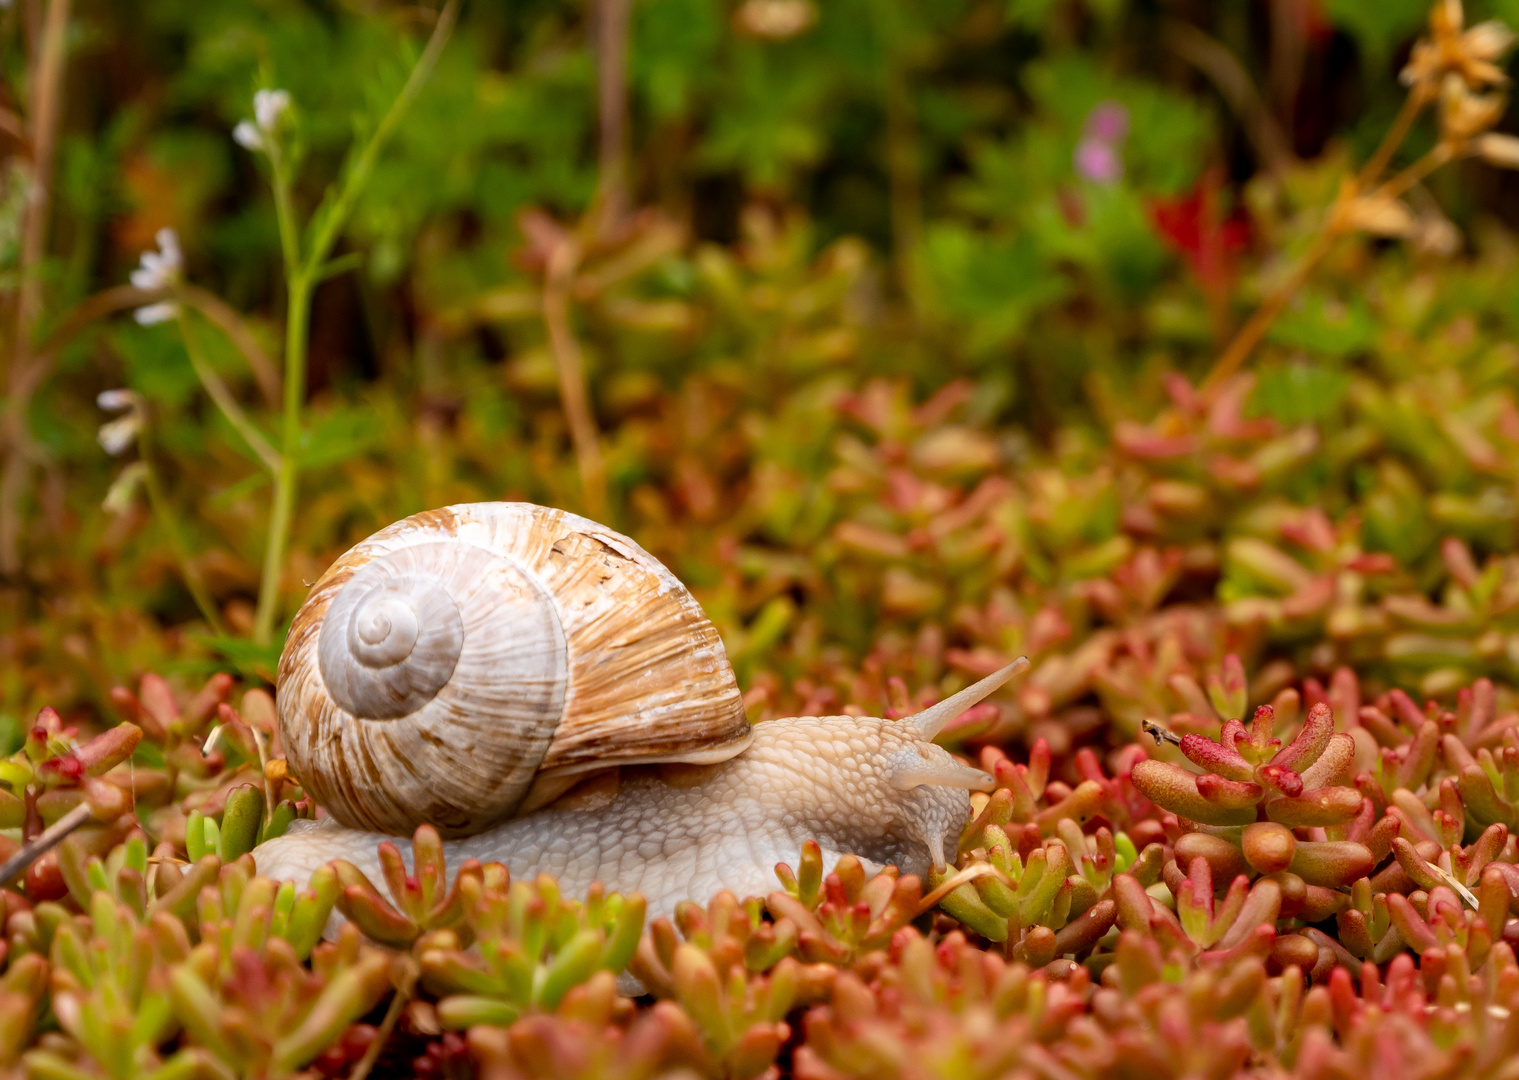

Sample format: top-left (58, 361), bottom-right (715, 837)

top-left (903, 657), bottom-right (1030, 740)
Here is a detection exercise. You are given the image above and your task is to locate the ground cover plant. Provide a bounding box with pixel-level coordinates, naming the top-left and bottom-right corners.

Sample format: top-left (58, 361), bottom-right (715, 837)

top-left (6, 0), bottom-right (1519, 1076)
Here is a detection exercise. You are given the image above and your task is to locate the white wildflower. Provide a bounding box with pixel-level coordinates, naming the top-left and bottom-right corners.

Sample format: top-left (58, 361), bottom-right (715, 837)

top-left (129, 227), bottom-right (182, 325)
top-left (97, 389), bottom-right (146, 457)
top-left (132, 302), bottom-right (177, 326)
top-left (234, 88), bottom-right (292, 154)
top-left (103, 462), bottom-right (149, 515)
top-left (255, 89), bottom-right (291, 130)
top-left (233, 121), bottom-right (263, 152)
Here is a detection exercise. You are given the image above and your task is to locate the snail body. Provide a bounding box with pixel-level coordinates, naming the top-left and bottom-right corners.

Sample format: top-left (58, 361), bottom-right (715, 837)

top-left (252, 503), bottom-right (1023, 919)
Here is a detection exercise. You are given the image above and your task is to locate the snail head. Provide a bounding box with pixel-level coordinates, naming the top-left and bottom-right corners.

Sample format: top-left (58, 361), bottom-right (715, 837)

top-left (743, 657), bottom-right (1030, 875)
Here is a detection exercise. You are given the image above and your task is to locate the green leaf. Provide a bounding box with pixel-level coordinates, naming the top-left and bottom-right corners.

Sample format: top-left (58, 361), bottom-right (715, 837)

top-left (200, 635), bottom-right (283, 683)
top-left (1250, 363), bottom-right (1351, 424)
top-left (1267, 294), bottom-right (1379, 359)
top-left (299, 404), bottom-right (386, 469)
top-left (921, 223), bottom-right (1066, 356)
top-left (1324, 0), bottom-right (1428, 63)
top-left (217, 785), bottom-right (265, 862)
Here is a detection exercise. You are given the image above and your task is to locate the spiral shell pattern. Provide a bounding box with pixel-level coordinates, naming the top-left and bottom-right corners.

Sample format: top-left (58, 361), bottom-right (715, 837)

top-left (277, 503), bottom-right (750, 836)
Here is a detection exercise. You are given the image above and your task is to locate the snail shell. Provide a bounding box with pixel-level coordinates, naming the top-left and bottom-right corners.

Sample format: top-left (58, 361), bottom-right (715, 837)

top-left (277, 503), bottom-right (751, 837)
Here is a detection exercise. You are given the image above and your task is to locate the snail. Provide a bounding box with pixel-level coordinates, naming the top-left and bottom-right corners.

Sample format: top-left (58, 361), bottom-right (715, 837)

top-left (251, 503), bottom-right (1027, 920)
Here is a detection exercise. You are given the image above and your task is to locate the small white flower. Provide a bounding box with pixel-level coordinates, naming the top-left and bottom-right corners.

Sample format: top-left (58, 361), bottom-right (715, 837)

top-left (129, 227), bottom-right (183, 324)
top-left (133, 302), bottom-right (178, 326)
top-left (233, 120), bottom-right (264, 152)
top-left (97, 389), bottom-right (146, 457)
top-left (254, 89), bottom-right (291, 131)
top-left (235, 88), bottom-right (292, 155)
top-left (97, 415), bottom-right (139, 456)
top-left (97, 389), bottom-right (137, 411)
top-left (103, 462), bottom-right (149, 515)
top-left (130, 227), bottom-right (182, 290)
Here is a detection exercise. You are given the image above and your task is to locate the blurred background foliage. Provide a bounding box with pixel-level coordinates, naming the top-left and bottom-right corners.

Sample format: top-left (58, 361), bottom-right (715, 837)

top-left (3, 0), bottom-right (1519, 741)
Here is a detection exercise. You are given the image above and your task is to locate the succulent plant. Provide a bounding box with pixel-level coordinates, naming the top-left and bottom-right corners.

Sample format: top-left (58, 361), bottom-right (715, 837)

top-left (415, 861), bottom-right (645, 1030)
top-left (464, 973), bottom-right (709, 1080)
top-left (767, 841), bottom-right (924, 964)
top-left (329, 826), bottom-right (486, 950)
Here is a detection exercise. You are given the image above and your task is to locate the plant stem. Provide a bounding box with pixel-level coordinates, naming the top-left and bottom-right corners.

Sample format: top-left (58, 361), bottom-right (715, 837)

top-left (2, 285), bottom-right (278, 413)
top-left (180, 285), bottom-right (282, 406)
top-left (179, 313), bottom-right (282, 473)
top-left (1165, 21), bottom-right (1293, 177)
top-left (1200, 84), bottom-right (1435, 399)
top-left (594, 0), bottom-right (631, 234)
top-left (141, 446), bottom-right (227, 636)
top-left (253, 280), bottom-right (310, 645)
top-left (916, 863), bottom-right (998, 914)
top-left (0, 0), bottom-right (71, 578)
top-left (10, 0), bottom-right (69, 370)
top-left (306, 0), bottom-right (459, 267)
top-left (250, 0), bottom-right (457, 646)
top-left (1200, 225), bottom-right (1338, 396)
top-left (542, 239), bottom-right (607, 519)
top-left (1372, 143), bottom-right (1453, 202)
top-left (1356, 88), bottom-right (1429, 191)
top-left (267, 146), bottom-right (302, 284)
top-left (0, 802), bottom-right (90, 885)
top-left (1268, 0), bottom-right (1308, 149)
top-left (348, 966), bottom-right (416, 1080)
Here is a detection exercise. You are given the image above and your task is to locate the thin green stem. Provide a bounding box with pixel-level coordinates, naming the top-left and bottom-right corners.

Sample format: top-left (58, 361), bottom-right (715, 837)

top-left (140, 444), bottom-right (226, 636)
top-left (305, 0), bottom-right (459, 272)
top-left (1200, 89), bottom-right (1447, 402)
top-left (542, 239), bottom-right (606, 519)
top-left (267, 145), bottom-right (303, 283)
top-left (178, 313), bottom-right (282, 474)
top-left (253, 281), bottom-right (310, 645)
top-left (253, 128), bottom-right (308, 645)
top-left (1355, 87), bottom-right (1430, 192)
top-left (249, 0), bottom-right (457, 646)
top-left (1372, 143), bottom-right (1453, 203)
top-left (179, 284), bottom-right (282, 406)
top-left (1201, 225), bottom-right (1339, 397)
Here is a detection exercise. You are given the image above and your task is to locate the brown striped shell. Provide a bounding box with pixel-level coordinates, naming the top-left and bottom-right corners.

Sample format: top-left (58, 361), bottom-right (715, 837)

top-left (276, 503), bottom-right (751, 837)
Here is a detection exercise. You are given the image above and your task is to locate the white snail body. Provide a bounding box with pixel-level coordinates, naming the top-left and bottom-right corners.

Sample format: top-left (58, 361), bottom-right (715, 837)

top-left (253, 502), bottom-right (1024, 921)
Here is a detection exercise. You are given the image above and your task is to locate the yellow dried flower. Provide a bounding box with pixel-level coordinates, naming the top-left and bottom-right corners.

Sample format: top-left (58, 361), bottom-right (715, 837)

top-left (1402, 0), bottom-right (1515, 92)
top-left (1439, 73), bottom-right (1509, 143)
top-left (1475, 131), bottom-right (1519, 168)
